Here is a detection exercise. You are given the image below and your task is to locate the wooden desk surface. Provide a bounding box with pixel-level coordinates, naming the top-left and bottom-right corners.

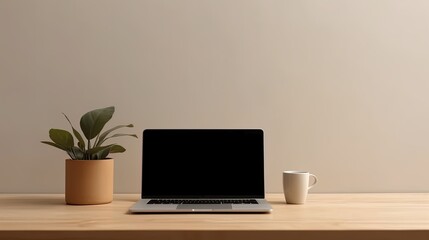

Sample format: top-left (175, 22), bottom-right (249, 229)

top-left (1, 193), bottom-right (429, 240)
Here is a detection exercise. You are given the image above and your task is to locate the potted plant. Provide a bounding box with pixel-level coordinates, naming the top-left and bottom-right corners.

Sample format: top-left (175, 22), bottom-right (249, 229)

top-left (41, 106), bottom-right (137, 205)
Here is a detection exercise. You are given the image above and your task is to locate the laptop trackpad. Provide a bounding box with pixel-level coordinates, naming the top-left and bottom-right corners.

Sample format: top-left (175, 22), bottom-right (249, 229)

top-left (177, 204), bottom-right (232, 210)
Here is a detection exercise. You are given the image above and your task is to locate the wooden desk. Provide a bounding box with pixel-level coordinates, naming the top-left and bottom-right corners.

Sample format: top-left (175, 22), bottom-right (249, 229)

top-left (1, 193), bottom-right (429, 240)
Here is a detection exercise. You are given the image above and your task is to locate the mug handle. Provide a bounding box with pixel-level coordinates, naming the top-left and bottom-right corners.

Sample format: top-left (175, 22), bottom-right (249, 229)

top-left (308, 173), bottom-right (318, 189)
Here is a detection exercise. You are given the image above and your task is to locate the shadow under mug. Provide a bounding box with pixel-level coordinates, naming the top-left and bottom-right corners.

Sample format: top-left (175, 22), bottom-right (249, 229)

top-left (283, 171), bottom-right (318, 204)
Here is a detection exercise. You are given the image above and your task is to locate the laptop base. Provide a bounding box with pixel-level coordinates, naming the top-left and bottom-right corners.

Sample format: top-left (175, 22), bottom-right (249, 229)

top-left (129, 199), bottom-right (272, 213)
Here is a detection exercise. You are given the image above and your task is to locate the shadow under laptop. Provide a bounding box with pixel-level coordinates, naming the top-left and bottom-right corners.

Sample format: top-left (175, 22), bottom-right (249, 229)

top-left (126, 211), bottom-right (271, 215)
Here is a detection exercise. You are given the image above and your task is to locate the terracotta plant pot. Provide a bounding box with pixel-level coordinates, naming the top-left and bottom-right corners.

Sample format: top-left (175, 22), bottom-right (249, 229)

top-left (65, 159), bottom-right (114, 205)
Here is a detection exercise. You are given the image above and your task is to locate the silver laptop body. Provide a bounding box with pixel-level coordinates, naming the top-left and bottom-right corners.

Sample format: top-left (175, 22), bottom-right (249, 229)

top-left (129, 129), bottom-right (272, 213)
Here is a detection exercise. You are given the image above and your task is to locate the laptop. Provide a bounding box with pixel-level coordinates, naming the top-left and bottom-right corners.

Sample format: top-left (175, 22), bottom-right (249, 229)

top-left (129, 129), bottom-right (272, 213)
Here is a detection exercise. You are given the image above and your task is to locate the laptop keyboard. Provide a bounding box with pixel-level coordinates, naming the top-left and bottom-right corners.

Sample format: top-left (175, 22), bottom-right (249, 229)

top-left (147, 199), bottom-right (258, 204)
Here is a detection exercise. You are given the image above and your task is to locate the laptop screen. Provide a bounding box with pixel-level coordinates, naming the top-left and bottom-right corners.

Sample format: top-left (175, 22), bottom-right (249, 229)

top-left (141, 129), bottom-right (265, 199)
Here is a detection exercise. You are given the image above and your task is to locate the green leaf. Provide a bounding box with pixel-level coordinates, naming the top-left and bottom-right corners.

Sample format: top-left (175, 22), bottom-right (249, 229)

top-left (86, 144), bottom-right (125, 159)
top-left (80, 106), bottom-right (115, 140)
top-left (41, 141), bottom-right (68, 151)
top-left (92, 147), bottom-right (111, 160)
top-left (95, 124), bottom-right (134, 147)
top-left (41, 141), bottom-right (75, 159)
top-left (63, 113), bottom-right (86, 150)
top-left (97, 133), bottom-right (138, 146)
top-left (86, 145), bottom-right (114, 155)
top-left (63, 113), bottom-right (85, 151)
top-left (68, 149), bottom-right (76, 159)
top-left (71, 146), bottom-right (85, 159)
top-left (86, 145), bottom-right (114, 160)
top-left (110, 144), bottom-right (126, 153)
top-left (49, 129), bottom-right (74, 148)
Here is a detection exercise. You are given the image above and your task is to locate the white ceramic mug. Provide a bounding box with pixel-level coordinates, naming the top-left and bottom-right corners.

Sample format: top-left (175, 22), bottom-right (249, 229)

top-left (283, 171), bottom-right (318, 204)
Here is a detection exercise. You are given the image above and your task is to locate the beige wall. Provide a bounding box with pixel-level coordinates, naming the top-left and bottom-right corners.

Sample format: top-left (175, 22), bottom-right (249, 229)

top-left (1, 0), bottom-right (429, 193)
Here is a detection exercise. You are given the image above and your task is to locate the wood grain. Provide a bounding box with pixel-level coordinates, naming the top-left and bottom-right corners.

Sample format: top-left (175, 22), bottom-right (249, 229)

top-left (1, 193), bottom-right (429, 240)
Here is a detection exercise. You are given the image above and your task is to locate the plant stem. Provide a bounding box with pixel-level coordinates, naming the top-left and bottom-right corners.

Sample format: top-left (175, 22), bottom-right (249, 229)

top-left (67, 151), bottom-right (75, 160)
top-left (94, 134), bottom-right (100, 147)
top-left (87, 139), bottom-right (91, 160)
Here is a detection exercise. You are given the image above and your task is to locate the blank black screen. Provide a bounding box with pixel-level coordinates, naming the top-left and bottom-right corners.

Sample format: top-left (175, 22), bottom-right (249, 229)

top-left (142, 129), bottom-right (265, 198)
